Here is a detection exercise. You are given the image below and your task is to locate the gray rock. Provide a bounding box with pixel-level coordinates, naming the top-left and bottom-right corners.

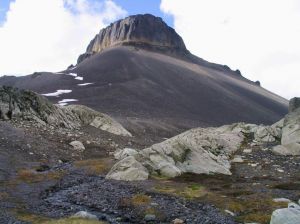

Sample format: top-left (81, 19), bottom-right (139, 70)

top-left (71, 211), bottom-right (98, 220)
top-left (108, 124), bottom-right (245, 180)
top-left (114, 148), bottom-right (138, 160)
top-left (0, 87), bottom-right (132, 136)
top-left (289, 97), bottom-right (300, 112)
top-left (270, 202), bottom-right (300, 224)
top-left (69, 141), bottom-right (85, 151)
top-left (144, 214), bottom-right (156, 222)
top-left (231, 155), bottom-right (244, 163)
top-left (273, 105), bottom-right (300, 155)
top-left (106, 156), bottom-right (149, 181)
top-left (173, 218), bottom-right (184, 224)
top-left (272, 144), bottom-right (300, 156)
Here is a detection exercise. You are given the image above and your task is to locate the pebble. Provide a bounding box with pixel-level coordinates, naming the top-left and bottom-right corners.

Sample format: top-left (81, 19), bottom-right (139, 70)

top-left (277, 168), bottom-right (284, 173)
top-left (243, 149), bottom-right (252, 153)
top-left (231, 155), bottom-right (244, 163)
top-left (224, 210), bottom-right (235, 216)
top-left (173, 218), bottom-right (184, 224)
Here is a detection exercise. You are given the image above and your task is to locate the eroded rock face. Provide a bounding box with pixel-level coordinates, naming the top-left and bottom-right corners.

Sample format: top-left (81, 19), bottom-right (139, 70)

top-left (77, 14), bottom-right (188, 63)
top-left (0, 86), bottom-right (131, 136)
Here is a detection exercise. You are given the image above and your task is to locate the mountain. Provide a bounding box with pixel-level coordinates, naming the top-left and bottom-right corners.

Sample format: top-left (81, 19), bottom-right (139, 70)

top-left (0, 14), bottom-right (288, 138)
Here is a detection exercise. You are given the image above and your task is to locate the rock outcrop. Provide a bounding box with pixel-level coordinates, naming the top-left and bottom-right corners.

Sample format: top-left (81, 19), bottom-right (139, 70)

top-left (107, 124), bottom-right (246, 180)
top-left (77, 14), bottom-right (188, 63)
top-left (106, 97), bottom-right (300, 181)
top-left (0, 86), bottom-right (131, 136)
top-left (272, 97), bottom-right (300, 155)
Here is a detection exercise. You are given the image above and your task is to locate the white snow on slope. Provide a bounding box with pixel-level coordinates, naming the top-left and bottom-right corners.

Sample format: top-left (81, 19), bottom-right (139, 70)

top-left (58, 99), bottom-right (78, 106)
top-left (77, 83), bottom-right (94, 86)
top-left (66, 72), bottom-right (83, 81)
top-left (75, 76), bottom-right (83, 81)
top-left (42, 90), bottom-right (72, 97)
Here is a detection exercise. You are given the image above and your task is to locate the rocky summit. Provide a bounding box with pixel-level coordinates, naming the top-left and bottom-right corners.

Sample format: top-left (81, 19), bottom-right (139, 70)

top-left (77, 14), bottom-right (188, 63)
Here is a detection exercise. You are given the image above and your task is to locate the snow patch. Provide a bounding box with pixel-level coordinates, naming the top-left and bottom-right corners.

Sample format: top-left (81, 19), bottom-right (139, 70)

top-left (75, 76), bottom-right (83, 81)
top-left (68, 73), bottom-right (77, 77)
top-left (42, 90), bottom-right (72, 97)
top-left (66, 72), bottom-right (84, 81)
top-left (58, 99), bottom-right (78, 106)
top-left (78, 83), bottom-right (94, 86)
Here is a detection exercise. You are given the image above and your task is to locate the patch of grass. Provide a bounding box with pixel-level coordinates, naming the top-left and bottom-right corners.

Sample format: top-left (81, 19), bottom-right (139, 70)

top-left (74, 159), bottom-right (110, 175)
top-left (154, 184), bottom-right (206, 199)
top-left (15, 212), bottom-right (50, 223)
top-left (16, 211), bottom-right (106, 224)
top-left (131, 194), bottom-right (151, 206)
top-left (200, 193), bottom-right (288, 224)
top-left (14, 169), bottom-right (64, 184)
top-left (236, 213), bottom-right (273, 224)
top-left (43, 217), bottom-right (105, 224)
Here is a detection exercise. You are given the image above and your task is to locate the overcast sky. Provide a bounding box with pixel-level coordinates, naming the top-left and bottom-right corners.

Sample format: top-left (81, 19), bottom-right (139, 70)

top-left (0, 0), bottom-right (299, 99)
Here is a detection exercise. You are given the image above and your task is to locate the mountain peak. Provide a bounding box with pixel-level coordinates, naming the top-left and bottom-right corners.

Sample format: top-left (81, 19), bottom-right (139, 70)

top-left (77, 14), bottom-right (188, 64)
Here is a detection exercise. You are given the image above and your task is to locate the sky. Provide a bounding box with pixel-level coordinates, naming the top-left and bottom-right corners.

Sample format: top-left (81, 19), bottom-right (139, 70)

top-left (0, 0), bottom-right (299, 99)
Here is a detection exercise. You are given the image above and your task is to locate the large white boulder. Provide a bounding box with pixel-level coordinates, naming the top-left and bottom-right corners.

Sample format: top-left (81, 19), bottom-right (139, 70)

top-left (107, 125), bottom-right (245, 180)
top-left (106, 156), bottom-right (149, 181)
top-left (270, 202), bottom-right (300, 224)
top-left (272, 106), bottom-right (300, 155)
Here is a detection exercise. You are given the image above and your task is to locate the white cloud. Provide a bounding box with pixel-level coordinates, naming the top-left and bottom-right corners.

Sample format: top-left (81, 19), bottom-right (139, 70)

top-left (161, 0), bottom-right (300, 99)
top-left (0, 0), bottom-right (126, 76)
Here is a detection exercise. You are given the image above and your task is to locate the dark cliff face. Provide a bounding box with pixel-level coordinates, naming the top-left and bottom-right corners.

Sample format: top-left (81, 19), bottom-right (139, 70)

top-left (77, 14), bottom-right (188, 64)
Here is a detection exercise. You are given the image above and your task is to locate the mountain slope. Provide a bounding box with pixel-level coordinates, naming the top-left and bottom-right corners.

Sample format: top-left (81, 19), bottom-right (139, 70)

top-left (0, 14), bottom-right (288, 137)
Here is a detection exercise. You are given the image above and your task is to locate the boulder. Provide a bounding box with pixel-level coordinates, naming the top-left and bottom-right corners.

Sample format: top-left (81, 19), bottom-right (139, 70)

top-left (272, 144), bottom-right (300, 156)
top-left (274, 106), bottom-right (300, 155)
top-left (69, 141), bottom-right (85, 151)
top-left (107, 125), bottom-right (245, 180)
top-left (106, 156), bottom-right (149, 181)
top-left (270, 202), bottom-right (300, 224)
top-left (289, 97), bottom-right (300, 112)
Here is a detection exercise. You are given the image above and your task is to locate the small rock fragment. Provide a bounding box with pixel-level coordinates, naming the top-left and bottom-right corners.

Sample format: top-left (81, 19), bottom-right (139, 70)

top-left (69, 141), bottom-right (85, 151)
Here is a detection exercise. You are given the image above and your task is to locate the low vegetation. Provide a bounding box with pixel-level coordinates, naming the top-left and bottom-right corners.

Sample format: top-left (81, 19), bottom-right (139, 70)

top-left (74, 159), bottom-right (111, 175)
top-left (12, 168), bottom-right (65, 184)
top-left (16, 211), bottom-right (106, 224)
